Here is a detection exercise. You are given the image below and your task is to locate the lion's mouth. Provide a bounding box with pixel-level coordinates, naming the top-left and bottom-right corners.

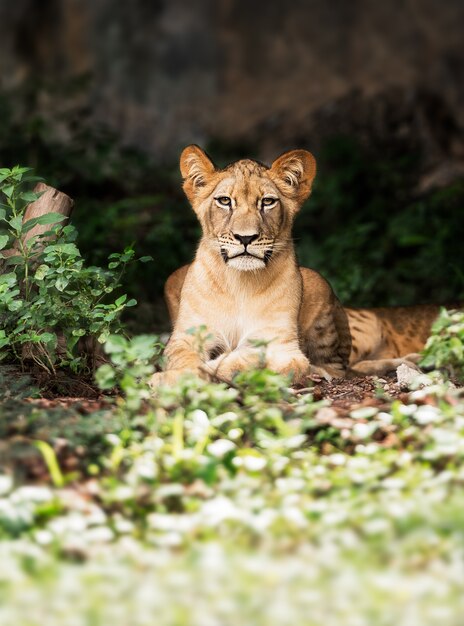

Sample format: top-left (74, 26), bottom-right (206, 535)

top-left (220, 248), bottom-right (272, 264)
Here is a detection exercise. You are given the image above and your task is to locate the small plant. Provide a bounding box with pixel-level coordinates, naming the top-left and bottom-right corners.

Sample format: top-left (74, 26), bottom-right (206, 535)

top-left (0, 166), bottom-right (151, 373)
top-left (96, 334), bottom-right (163, 412)
top-left (420, 308), bottom-right (464, 381)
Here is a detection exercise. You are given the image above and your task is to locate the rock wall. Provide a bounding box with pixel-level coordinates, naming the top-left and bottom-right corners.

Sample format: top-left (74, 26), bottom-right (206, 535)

top-left (1, 0), bottom-right (463, 161)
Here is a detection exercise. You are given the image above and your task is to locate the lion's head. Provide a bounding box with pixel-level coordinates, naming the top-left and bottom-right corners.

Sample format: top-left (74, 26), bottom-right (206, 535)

top-left (180, 146), bottom-right (316, 271)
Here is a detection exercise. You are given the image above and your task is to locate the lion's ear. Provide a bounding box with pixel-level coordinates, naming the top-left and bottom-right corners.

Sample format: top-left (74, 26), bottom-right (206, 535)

top-left (270, 149), bottom-right (316, 204)
top-left (180, 145), bottom-right (216, 202)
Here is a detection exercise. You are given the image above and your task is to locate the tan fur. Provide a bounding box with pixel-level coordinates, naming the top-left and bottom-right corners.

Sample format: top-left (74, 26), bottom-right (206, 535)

top-left (150, 146), bottom-right (443, 387)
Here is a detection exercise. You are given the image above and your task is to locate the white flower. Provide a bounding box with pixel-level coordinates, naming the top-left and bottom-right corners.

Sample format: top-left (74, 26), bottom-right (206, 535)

top-left (10, 486), bottom-right (53, 504)
top-left (431, 428), bottom-right (460, 445)
top-left (113, 517), bottom-right (135, 534)
top-left (148, 512), bottom-right (196, 533)
top-left (398, 403), bottom-right (418, 416)
top-left (34, 530), bottom-right (53, 545)
top-left (156, 483), bottom-right (185, 499)
top-left (414, 405), bottom-right (441, 424)
top-left (241, 455), bottom-right (267, 472)
top-left (350, 406), bottom-right (378, 419)
top-left (0, 499), bottom-right (32, 525)
top-left (363, 518), bottom-right (390, 535)
top-left (250, 509), bottom-right (277, 532)
top-left (84, 526), bottom-right (114, 543)
top-left (275, 477), bottom-right (305, 492)
top-left (105, 434), bottom-right (121, 446)
top-left (212, 412), bottom-right (238, 427)
top-left (377, 412), bottom-right (393, 425)
top-left (352, 422), bottom-right (377, 439)
top-left (396, 451), bottom-right (413, 466)
top-left (323, 510), bottom-right (347, 526)
top-left (49, 513), bottom-right (87, 535)
top-left (285, 435), bottom-right (307, 449)
top-left (151, 531), bottom-right (183, 547)
top-left (207, 439), bottom-right (236, 458)
top-left (386, 501), bottom-right (410, 518)
top-left (0, 475), bottom-right (12, 496)
top-left (363, 442), bottom-right (380, 454)
top-left (382, 478), bottom-right (405, 490)
top-left (227, 428), bottom-right (242, 440)
top-left (200, 497), bottom-right (241, 525)
top-left (283, 507), bottom-right (307, 528)
top-left (189, 409), bottom-right (210, 439)
top-left (327, 453), bottom-right (346, 466)
top-left (134, 456), bottom-right (158, 480)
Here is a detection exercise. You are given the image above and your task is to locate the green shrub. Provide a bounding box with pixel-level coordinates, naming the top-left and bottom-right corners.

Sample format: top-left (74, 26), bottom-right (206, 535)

top-left (420, 308), bottom-right (464, 381)
top-left (0, 166), bottom-right (151, 373)
top-left (96, 334), bottom-right (163, 412)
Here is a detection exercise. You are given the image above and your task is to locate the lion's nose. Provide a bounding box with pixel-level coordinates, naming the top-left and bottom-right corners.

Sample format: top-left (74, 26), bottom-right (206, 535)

top-left (233, 233), bottom-right (259, 246)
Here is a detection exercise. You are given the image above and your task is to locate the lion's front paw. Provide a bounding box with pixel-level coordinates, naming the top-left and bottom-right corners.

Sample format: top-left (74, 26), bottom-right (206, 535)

top-left (148, 368), bottom-right (200, 390)
top-left (148, 371), bottom-right (177, 389)
top-left (268, 353), bottom-right (311, 384)
top-left (308, 365), bottom-right (334, 382)
top-left (205, 352), bottom-right (258, 382)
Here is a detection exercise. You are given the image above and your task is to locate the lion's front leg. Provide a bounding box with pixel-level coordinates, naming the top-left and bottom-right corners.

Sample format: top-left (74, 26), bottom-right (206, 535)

top-left (149, 329), bottom-right (217, 388)
top-left (206, 341), bottom-right (310, 384)
top-left (265, 343), bottom-right (311, 383)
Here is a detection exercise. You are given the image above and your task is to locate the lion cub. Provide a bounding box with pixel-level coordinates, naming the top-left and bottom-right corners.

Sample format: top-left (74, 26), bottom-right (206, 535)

top-left (150, 146), bottom-right (441, 387)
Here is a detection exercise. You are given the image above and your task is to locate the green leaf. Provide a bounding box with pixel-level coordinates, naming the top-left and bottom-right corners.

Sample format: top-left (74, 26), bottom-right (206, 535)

top-left (139, 255), bottom-right (153, 263)
top-left (9, 215), bottom-right (23, 232)
top-left (34, 264), bottom-right (49, 280)
top-left (0, 272), bottom-right (17, 286)
top-left (104, 335), bottom-right (128, 354)
top-left (44, 242), bottom-right (80, 257)
top-left (0, 208), bottom-right (6, 221)
top-left (6, 255), bottom-right (25, 266)
top-left (7, 300), bottom-right (23, 312)
top-left (115, 295), bottom-right (127, 306)
top-left (95, 364), bottom-right (117, 390)
top-left (55, 276), bottom-right (69, 291)
top-left (12, 166), bottom-right (33, 175)
top-left (129, 335), bottom-right (160, 361)
top-left (2, 184), bottom-right (14, 198)
top-left (34, 441), bottom-right (64, 488)
top-left (22, 212), bottom-right (67, 233)
top-left (20, 191), bottom-right (42, 203)
top-left (40, 332), bottom-right (57, 347)
top-left (0, 235), bottom-right (9, 250)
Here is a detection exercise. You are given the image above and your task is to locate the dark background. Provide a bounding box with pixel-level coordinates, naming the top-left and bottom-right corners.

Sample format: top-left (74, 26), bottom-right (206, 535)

top-left (1, 0), bottom-right (464, 331)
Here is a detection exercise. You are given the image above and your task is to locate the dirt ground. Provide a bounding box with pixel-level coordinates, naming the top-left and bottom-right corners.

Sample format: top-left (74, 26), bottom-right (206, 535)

top-left (314, 373), bottom-right (407, 410)
top-left (19, 372), bottom-right (407, 418)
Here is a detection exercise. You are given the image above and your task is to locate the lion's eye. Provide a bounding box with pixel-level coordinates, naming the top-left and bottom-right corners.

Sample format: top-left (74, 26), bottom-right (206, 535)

top-left (261, 197), bottom-right (277, 209)
top-left (216, 196), bottom-right (232, 208)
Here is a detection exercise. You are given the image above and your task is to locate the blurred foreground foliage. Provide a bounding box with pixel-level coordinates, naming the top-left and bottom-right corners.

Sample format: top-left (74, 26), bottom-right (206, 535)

top-left (421, 308), bottom-right (464, 381)
top-left (1, 86), bottom-right (463, 334)
top-left (1, 326), bottom-right (464, 624)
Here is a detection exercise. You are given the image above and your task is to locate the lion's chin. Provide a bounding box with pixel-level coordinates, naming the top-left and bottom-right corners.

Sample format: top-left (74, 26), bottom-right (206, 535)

top-left (227, 255), bottom-right (266, 271)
